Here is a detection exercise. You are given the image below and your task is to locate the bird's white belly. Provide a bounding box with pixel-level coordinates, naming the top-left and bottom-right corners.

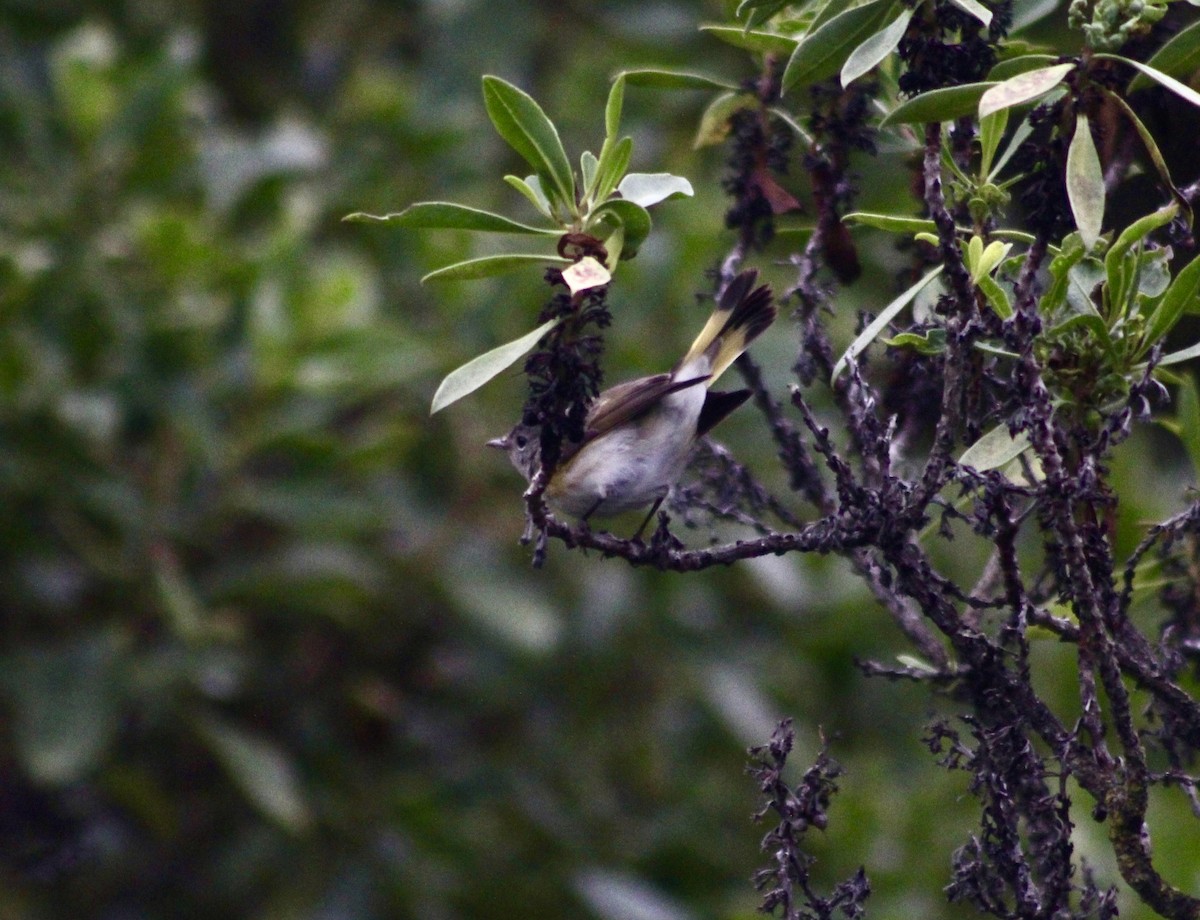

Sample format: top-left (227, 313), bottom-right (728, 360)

top-left (547, 386), bottom-right (704, 518)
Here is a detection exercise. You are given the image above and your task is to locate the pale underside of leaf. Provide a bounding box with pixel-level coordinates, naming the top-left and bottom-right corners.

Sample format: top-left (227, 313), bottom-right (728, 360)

top-left (430, 317), bottom-right (560, 414)
top-left (832, 265), bottom-right (944, 381)
top-left (978, 62), bottom-right (1073, 119)
top-left (1065, 112), bottom-right (1105, 250)
top-left (841, 8), bottom-right (914, 87)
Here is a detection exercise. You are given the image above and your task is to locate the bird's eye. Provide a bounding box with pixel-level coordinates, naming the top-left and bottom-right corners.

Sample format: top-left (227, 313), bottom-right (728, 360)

top-left (514, 434), bottom-right (528, 449)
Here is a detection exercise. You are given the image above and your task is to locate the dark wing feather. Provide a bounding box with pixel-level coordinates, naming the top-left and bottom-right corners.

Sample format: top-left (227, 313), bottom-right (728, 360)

top-left (696, 389), bottom-right (752, 438)
top-left (582, 373), bottom-right (710, 443)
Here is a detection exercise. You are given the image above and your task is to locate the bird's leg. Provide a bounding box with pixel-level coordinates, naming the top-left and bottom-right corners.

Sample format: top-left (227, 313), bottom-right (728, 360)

top-left (648, 509), bottom-right (683, 553)
top-left (631, 495), bottom-right (665, 542)
top-left (580, 498), bottom-right (603, 530)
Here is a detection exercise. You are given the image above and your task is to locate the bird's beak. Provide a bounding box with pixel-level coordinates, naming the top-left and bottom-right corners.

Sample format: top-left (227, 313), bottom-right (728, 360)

top-left (485, 435), bottom-right (509, 450)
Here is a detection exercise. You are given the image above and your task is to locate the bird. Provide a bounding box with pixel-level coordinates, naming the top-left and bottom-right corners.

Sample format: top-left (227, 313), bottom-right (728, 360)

top-left (487, 270), bottom-right (775, 536)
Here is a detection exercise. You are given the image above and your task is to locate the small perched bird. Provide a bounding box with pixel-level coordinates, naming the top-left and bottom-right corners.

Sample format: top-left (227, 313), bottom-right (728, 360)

top-left (488, 270), bottom-right (775, 534)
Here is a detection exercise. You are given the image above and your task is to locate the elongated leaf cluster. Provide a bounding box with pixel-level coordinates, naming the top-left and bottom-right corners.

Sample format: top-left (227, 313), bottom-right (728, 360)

top-left (349, 75), bottom-right (698, 413)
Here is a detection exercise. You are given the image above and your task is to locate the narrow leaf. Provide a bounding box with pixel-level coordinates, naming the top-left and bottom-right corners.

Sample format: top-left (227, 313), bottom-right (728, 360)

top-left (881, 82), bottom-right (997, 126)
top-left (588, 199), bottom-right (652, 258)
top-left (1066, 113), bottom-right (1104, 249)
top-left (593, 136), bottom-right (633, 205)
top-left (978, 62), bottom-right (1074, 118)
top-left (605, 73), bottom-right (625, 139)
top-left (482, 76), bottom-right (575, 212)
top-left (1104, 202), bottom-right (1178, 306)
top-left (959, 425), bottom-right (1032, 471)
top-left (580, 151), bottom-right (599, 198)
top-left (422, 253), bottom-right (569, 284)
top-left (1141, 251), bottom-right (1200, 355)
top-left (1011, 0), bottom-right (1061, 30)
top-left (783, 0), bottom-right (894, 92)
top-left (978, 272), bottom-right (1013, 318)
top-left (947, 0), bottom-right (992, 26)
top-left (695, 91), bottom-right (759, 147)
top-left (988, 111), bottom-right (1035, 179)
top-left (1129, 20), bottom-right (1200, 93)
top-left (344, 201), bottom-right (556, 234)
top-left (1101, 88), bottom-right (1189, 221)
top-left (975, 240), bottom-right (1013, 281)
top-left (1097, 54), bottom-right (1200, 110)
top-left (767, 107), bottom-right (815, 145)
top-left (617, 173), bottom-right (694, 207)
top-left (841, 8), bottom-right (914, 87)
top-left (736, 0), bottom-right (793, 29)
top-left (843, 211), bottom-right (938, 235)
top-left (431, 317), bottom-right (560, 414)
top-left (700, 24), bottom-right (798, 55)
top-left (832, 266), bottom-right (944, 381)
top-left (978, 108), bottom-right (1008, 178)
top-left (504, 175), bottom-right (552, 217)
top-left (986, 54), bottom-right (1058, 81)
top-left (200, 716), bottom-right (311, 832)
top-left (1158, 340), bottom-right (1200, 367)
top-left (619, 69), bottom-right (738, 91)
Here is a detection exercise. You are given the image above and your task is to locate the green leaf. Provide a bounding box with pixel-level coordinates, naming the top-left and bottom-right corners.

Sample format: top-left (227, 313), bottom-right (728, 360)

top-left (1141, 251), bottom-right (1200, 355)
top-left (881, 82), bottom-right (996, 126)
top-left (619, 68), bottom-right (738, 91)
top-left (588, 199), bottom-right (653, 258)
top-left (767, 106), bottom-right (815, 145)
top-left (592, 136), bottom-right (633, 205)
top-left (1130, 20), bottom-right (1200, 93)
top-left (959, 424), bottom-right (1032, 471)
top-left (843, 211), bottom-right (938, 234)
top-left (947, 0), bottom-right (992, 26)
top-left (430, 317), bottom-right (560, 414)
top-left (737, 0), bottom-right (793, 28)
top-left (694, 91), bottom-right (759, 147)
top-left (972, 239), bottom-right (1013, 283)
top-left (1066, 113), bottom-right (1104, 250)
top-left (1011, 0), bottom-right (1061, 31)
top-left (700, 24), bottom-right (798, 55)
top-left (504, 174), bottom-right (552, 217)
top-left (988, 111), bottom-right (1035, 179)
top-left (344, 201), bottom-right (557, 234)
top-left (986, 53), bottom-right (1059, 81)
top-left (421, 253), bottom-right (570, 284)
top-left (978, 272), bottom-right (1013, 318)
top-left (1158, 339), bottom-right (1200, 367)
top-left (832, 265), bottom-right (944, 381)
top-left (1101, 88), bottom-right (1189, 221)
top-left (881, 327), bottom-right (947, 354)
top-left (1104, 202), bottom-right (1178, 309)
top-left (482, 76), bottom-right (575, 214)
top-left (616, 173), bottom-right (694, 207)
top-left (199, 715), bottom-right (311, 832)
top-left (978, 62), bottom-right (1074, 118)
top-left (783, 0), bottom-right (895, 92)
top-left (841, 8), bottom-right (913, 87)
top-left (605, 73), bottom-right (625, 139)
top-left (1097, 53), bottom-right (1200, 110)
top-left (580, 151), bottom-right (599, 198)
top-left (978, 108), bottom-right (1008, 179)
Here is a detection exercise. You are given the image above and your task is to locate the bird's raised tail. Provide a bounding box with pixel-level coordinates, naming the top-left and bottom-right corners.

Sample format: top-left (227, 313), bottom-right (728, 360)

top-left (679, 270), bottom-right (776, 383)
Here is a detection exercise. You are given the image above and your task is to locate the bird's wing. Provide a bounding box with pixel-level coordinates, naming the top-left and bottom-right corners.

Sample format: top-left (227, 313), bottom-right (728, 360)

top-left (583, 373), bottom-right (710, 442)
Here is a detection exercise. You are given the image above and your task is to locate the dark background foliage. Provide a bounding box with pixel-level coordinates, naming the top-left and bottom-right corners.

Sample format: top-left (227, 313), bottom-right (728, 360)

top-left (1, 1), bottom-right (1197, 919)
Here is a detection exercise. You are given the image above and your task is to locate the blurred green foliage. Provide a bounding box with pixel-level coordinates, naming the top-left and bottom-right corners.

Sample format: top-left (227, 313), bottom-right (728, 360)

top-left (0, 2), bottom-right (1197, 919)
